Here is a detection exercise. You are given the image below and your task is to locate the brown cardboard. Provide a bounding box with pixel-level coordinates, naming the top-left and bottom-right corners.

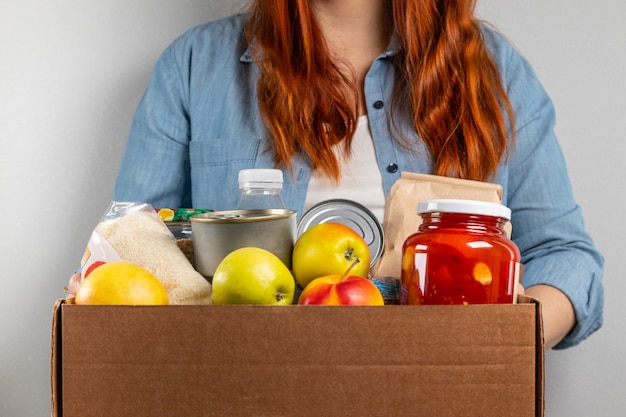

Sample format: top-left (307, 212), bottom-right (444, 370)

top-left (51, 297), bottom-right (544, 417)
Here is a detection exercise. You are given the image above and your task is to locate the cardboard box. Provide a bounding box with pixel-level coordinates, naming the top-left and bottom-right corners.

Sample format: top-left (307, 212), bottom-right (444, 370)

top-left (51, 296), bottom-right (544, 417)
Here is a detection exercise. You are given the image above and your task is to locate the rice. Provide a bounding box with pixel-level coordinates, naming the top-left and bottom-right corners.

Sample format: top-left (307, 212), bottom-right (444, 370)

top-left (96, 210), bottom-right (212, 305)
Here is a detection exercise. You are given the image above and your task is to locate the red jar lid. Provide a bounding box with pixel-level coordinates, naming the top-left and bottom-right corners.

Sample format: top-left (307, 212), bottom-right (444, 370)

top-left (417, 199), bottom-right (511, 220)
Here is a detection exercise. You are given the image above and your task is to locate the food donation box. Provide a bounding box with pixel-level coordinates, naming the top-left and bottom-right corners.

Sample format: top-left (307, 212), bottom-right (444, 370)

top-left (51, 296), bottom-right (544, 417)
top-left (54, 173), bottom-right (544, 416)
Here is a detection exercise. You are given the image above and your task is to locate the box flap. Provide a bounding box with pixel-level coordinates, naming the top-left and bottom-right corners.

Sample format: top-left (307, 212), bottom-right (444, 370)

top-left (51, 299), bottom-right (65, 417)
top-left (518, 295), bottom-right (545, 417)
top-left (534, 298), bottom-right (545, 417)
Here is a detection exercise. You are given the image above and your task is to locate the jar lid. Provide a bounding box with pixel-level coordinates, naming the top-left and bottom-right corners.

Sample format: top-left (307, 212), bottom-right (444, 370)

top-left (417, 199), bottom-right (511, 220)
top-left (238, 169), bottom-right (283, 190)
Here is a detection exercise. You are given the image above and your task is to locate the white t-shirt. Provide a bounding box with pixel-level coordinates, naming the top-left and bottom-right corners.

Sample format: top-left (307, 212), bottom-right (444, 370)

top-left (303, 115), bottom-right (386, 223)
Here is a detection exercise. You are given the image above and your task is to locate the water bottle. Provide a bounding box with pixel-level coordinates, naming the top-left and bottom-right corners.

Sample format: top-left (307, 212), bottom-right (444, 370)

top-left (236, 169), bottom-right (285, 210)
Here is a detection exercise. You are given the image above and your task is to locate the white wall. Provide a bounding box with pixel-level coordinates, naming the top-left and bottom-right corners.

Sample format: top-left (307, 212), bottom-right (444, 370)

top-left (1, 1), bottom-right (623, 416)
top-left (0, 1), bottom-right (240, 416)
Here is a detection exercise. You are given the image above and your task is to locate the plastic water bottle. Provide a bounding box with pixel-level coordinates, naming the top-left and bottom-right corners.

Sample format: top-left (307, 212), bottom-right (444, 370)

top-left (236, 169), bottom-right (285, 210)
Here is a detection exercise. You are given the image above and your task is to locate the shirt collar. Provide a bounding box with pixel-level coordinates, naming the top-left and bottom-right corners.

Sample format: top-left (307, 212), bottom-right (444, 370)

top-left (240, 32), bottom-right (401, 63)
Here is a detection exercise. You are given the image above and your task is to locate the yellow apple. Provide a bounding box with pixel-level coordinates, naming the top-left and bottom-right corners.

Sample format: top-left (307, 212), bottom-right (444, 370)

top-left (74, 261), bottom-right (169, 305)
top-left (292, 222), bottom-right (371, 289)
top-left (212, 247), bottom-right (295, 305)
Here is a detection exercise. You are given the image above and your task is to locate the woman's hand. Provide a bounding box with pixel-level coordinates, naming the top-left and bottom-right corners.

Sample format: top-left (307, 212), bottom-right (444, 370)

top-left (524, 284), bottom-right (576, 350)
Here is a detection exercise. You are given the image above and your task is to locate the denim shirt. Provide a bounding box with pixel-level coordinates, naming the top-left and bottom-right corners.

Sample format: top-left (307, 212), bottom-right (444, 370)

top-left (114, 14), bottom-right (604, 349)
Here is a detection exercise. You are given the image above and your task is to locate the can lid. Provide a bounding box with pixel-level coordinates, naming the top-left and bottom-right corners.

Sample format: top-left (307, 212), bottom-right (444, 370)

top-left (238, 169), bottom-right (283, 190)
top-left (298, 199), bottom-right (384, 268)
top-left (191, 209), bottom-right (296, 223)
top-left (417, 199), bottom-right (511, 220)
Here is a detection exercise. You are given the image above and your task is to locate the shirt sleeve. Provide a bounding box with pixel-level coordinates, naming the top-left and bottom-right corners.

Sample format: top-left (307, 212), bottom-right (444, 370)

top-left (113, 40), bottom-right (193, 208)
top-left (494, 34), bottom-right (604, 349)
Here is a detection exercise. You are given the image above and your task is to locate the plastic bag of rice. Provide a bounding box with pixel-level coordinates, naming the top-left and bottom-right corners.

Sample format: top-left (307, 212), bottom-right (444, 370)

top-left (79, 201), bottom-right (212, 305)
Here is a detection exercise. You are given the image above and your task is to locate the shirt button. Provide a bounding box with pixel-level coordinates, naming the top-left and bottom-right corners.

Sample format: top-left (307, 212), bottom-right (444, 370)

top-left (386, 163), bottom-right (398, 173)
top-left (373, 100), bottom-right (384, 110)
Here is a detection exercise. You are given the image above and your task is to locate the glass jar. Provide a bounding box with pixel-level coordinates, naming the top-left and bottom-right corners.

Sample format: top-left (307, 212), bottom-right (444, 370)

top-left (400, 199), bottom-right (521, 305)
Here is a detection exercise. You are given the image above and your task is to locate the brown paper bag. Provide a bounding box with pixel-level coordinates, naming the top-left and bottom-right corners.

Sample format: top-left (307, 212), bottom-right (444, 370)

top-left (372, 172), bottom-right (506, 279)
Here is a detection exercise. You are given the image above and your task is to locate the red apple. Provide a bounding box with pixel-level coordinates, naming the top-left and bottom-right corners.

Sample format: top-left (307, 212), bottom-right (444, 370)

top-left (84, 260), bottom-right (106, 278)
top-left (298, 261), bottom-right (384, 306)
top-left (292, 222), bottom-right (371, 289)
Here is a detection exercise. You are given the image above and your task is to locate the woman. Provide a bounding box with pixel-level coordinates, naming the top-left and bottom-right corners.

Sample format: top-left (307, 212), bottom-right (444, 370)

top-left (114, 0), bottom-right (604, 349)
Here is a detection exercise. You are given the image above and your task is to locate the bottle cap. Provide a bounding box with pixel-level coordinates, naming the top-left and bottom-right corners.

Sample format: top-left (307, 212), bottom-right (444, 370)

top-left (238, 169), bottom-right (283, 190)
top-left (417, 199), bottom-right (511, 220)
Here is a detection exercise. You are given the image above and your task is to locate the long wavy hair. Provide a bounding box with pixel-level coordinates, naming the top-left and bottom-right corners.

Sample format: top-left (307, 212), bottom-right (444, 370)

top-left (244, 0), bottom-right (515, 182)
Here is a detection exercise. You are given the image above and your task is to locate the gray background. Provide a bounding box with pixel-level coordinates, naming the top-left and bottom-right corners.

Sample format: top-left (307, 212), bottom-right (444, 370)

top-left (1, 1), bottom-right (623, 416)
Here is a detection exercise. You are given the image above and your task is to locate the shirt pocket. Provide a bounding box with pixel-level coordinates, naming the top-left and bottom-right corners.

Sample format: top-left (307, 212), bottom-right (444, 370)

top-left (189, 137), bottom-right (262, 167)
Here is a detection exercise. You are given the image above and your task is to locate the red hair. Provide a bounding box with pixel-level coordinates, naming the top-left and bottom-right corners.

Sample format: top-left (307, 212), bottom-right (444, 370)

top-left (245, 0), bottom-right (515, 182)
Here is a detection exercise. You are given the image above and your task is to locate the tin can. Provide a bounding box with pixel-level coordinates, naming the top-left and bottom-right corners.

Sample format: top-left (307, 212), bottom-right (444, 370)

top-left (190, 209), bottom-right (297, 279)
top-left (298, 199), bottom-right (384, 269)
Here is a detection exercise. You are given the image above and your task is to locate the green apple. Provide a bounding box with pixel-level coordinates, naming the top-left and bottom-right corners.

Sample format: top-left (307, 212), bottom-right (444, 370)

top-left (292, 222), bottom-right (371, 289)
top-left (212, 247), bottom-right (295, 305)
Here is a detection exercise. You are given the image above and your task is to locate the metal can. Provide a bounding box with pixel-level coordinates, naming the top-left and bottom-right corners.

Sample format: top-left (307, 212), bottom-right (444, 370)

top-left (298, 199), bottom-right (384, 269)
top-left (190, 209), bottom-right (297, 280)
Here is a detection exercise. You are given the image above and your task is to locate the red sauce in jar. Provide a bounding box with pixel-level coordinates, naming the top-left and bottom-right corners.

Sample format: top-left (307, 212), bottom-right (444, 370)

top-left (400, 199), bottom-right (521, 305)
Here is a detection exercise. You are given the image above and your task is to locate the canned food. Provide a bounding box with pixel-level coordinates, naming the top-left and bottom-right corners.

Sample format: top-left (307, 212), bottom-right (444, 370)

top-left (190, 209), bottom-right (297, 279)
top-left (298, 199), bottom-right (384, 269)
